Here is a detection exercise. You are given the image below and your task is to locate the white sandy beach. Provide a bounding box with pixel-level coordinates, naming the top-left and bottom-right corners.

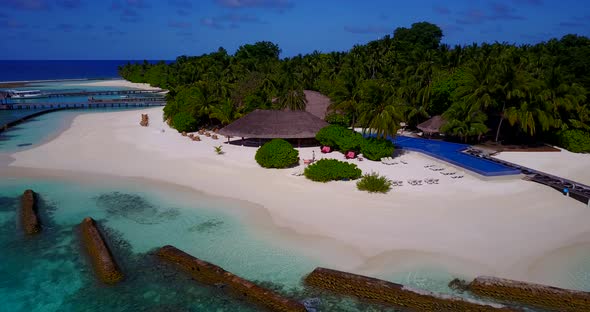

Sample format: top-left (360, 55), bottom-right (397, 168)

top-left (62, 79), bottom-right (162, 91)
top-left (7, 107), bottom-right (590, 287)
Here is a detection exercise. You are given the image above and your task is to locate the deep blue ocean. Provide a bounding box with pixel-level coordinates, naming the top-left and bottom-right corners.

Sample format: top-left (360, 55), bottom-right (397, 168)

top-left (0, 60), bottom-right (165, 82)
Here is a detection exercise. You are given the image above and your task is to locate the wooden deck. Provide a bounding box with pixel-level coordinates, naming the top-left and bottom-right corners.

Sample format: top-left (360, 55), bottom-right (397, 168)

top-left (41, 89), bottom-right (163, 98)
top-left (1, 99), bottom-right (165, 110)
top-left (466, 149), bottom-right (590, 206)
top-left (0, 98), bottom-right (166, 132)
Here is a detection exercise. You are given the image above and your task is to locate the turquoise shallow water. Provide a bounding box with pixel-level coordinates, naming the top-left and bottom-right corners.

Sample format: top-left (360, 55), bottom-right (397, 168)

top-left (0, 176), bottom-right (403, 312)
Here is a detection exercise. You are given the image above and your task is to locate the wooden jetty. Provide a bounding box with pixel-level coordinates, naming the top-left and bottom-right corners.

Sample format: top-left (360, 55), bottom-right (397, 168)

top-left (0, 98), bottom-right (166, 133)
top-left (40, 89), bottom-right (163, 98)
top-left (466, 149), bottom-right (590, 206)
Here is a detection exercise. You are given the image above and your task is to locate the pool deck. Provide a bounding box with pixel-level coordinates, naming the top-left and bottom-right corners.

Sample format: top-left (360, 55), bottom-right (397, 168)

top-left (391, 136), bottom-right (522, 177)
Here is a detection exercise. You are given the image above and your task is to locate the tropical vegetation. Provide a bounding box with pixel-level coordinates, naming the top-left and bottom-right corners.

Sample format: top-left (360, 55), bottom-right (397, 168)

top-left (360, 138), bottom-right (395, 161)
top-left (304, 159), bottom-right (362, 182)
top-left (356, 172), bottom-right (393, 193)
top-left (119, 22), bottom-right (590, 152)
top-left (255, 139), bottom-right (299, 168)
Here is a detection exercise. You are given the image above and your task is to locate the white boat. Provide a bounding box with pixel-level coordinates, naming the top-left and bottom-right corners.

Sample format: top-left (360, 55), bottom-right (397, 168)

top-left (7, 89), bottom-right (44, 99)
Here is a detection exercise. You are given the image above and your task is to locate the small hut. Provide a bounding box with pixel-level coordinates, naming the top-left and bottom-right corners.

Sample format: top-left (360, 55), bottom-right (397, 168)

top-left (219, 109), bottom-right (328, 146)
top-left (417, 115), bottom-right (446, 136)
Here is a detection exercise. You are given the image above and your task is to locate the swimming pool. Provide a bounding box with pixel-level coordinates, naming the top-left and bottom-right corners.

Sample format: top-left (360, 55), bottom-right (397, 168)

top-left (391, 136), bottom-right (521, 177)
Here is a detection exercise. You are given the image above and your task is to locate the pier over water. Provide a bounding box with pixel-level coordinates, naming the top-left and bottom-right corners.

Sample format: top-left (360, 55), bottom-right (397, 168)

top-left (0, 97), bottom-right (166, 132)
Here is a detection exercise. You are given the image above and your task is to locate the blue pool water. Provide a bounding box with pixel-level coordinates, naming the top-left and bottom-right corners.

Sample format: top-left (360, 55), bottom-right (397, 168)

top-left (392, 136), bottom-right (521, 177)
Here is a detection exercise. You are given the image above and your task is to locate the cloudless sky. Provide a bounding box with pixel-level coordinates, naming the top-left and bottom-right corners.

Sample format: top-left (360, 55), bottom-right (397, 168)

top-left (0, 0), bottom-right (589, 60)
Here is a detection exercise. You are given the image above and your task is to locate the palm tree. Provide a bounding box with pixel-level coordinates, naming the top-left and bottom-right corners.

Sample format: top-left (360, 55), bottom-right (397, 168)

top-left (493, 50), bottom-right (528, 142)
top-left (210, 98), bottom-right (242, 125)
top-left (328, 78), bottom-right (362, 127)
top-left (504, 91), bottom-right (554, 137)
top-left (539, 66), bottom-right (587, 130)
top-left (441, 101), bottom-right (488, 142)
top-left (277, 89), bottom-right (307, 110)
top-left (358, 80), bottom-right (405, 139)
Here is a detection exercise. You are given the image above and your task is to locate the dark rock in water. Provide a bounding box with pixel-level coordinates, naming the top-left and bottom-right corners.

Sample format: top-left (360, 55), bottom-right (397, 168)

top-left (79, 217), bottom-right (123, 284)
top-left (469, 276), bottom-right (590, 312)
top-left (21, 189), bottom-right (41, 235)
top-left (157, 245), bottom-right (307, 312)
top-left (17, 143), bottom-right (32, 147)
top-left (304, 267), bottom-right (513, 311)
top-left (302, 297), bottom-right (321, 312)
top-left (448, 278), bottom-right (470, 292)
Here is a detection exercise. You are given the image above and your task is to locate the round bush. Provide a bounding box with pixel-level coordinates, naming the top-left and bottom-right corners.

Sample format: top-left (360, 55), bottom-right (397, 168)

top-left (361, 138), bottom-right (395, 161)
top-left (356, 172), bottom-right (392, 193)
top-left (255, 139), bottom-right (299, 168)
top-left (337, 132), bottom-right (364, 152)
top-left (304, 159), bottom-right (362, 182)
top-left (172, 112), bottom-right (197, 133)
top-left (315, 125), bottom-right (349, 148)
top-left (558, 129), bottom-right (590, 153)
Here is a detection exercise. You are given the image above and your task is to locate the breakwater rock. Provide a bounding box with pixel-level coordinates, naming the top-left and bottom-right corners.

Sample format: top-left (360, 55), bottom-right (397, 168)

top-left (21, 189), bottom-right (41, 234)
top-left (80, 217), bottom-right (123, 284)
top-left (304, 267), bottom-right (515, 311)
top-left (157, 245), bottom-right (306, 312)
top-left (469, 276), bottom-right (590, 312)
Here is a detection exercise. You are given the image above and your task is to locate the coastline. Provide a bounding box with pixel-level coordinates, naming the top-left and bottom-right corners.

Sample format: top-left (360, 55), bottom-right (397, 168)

top-left (4, 106), bottom-right (590, 290)
top-left (61, 79), bottom-right (162, 91)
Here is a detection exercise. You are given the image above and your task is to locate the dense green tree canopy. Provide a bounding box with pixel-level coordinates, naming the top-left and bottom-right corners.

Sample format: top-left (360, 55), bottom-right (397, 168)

top-left (119, 21), bottom-right (590, 150)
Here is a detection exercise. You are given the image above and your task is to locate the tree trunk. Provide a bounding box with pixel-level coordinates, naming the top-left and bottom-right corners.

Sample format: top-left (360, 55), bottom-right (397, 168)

top-left (495, 102), bottom-right (506, 143)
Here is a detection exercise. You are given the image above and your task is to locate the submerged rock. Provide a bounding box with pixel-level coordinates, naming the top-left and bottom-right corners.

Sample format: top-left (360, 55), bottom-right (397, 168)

top-left (80, 217), bottom-right (123, 284)
top-left (21, 189), bottom-right (41, 235)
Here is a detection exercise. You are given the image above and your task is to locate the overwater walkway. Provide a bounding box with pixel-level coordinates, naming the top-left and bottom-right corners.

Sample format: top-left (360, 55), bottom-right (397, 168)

top-left (0, 99), bottom-right (165, 132)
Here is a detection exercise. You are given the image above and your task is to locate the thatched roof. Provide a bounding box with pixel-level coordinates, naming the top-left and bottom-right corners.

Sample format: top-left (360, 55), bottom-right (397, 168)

top-left (304, 90), bottom-right (330, 119)
top-left (272, 90), bottom-right (331, 119)
top-left (417, 115), bottom-right (445, 134)
top-left (219, 109), bottom-right (328, 139)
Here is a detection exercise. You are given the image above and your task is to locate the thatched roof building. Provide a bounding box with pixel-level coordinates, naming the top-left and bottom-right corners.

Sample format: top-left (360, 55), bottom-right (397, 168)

top-left (303, 90), bottom-right (330, 119)
top-left (272, 90), bottom-right (331, 119)
top-left (417, 115), bottom-right (446, 134)
top-left (219, 109), bottom-right (328, 139)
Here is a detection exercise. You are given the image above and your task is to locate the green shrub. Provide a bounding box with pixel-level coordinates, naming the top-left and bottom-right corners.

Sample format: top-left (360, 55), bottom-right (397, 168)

top-left (356, 172), bottom-right (392, 193)
top-left (558, 129), bottom-right (590, 153)
top-left (361, 138), bottom-right (395, 161)
top-left (304, 159), bottom-right (362, 182)
top-left (337, 132), bottom-right (364, 152)
top-left (255, 139), bottom-right (299, 168)
top-left (325, 113), bottom-right (350, 127)
top-left (315, 125), bottom-right (349, 147)
top-left (172, 112), bottom-right (197, 132)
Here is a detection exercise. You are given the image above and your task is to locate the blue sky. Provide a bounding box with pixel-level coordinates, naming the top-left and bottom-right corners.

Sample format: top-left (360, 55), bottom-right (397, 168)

top-left (0, 0), bottom-right (589, 60)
